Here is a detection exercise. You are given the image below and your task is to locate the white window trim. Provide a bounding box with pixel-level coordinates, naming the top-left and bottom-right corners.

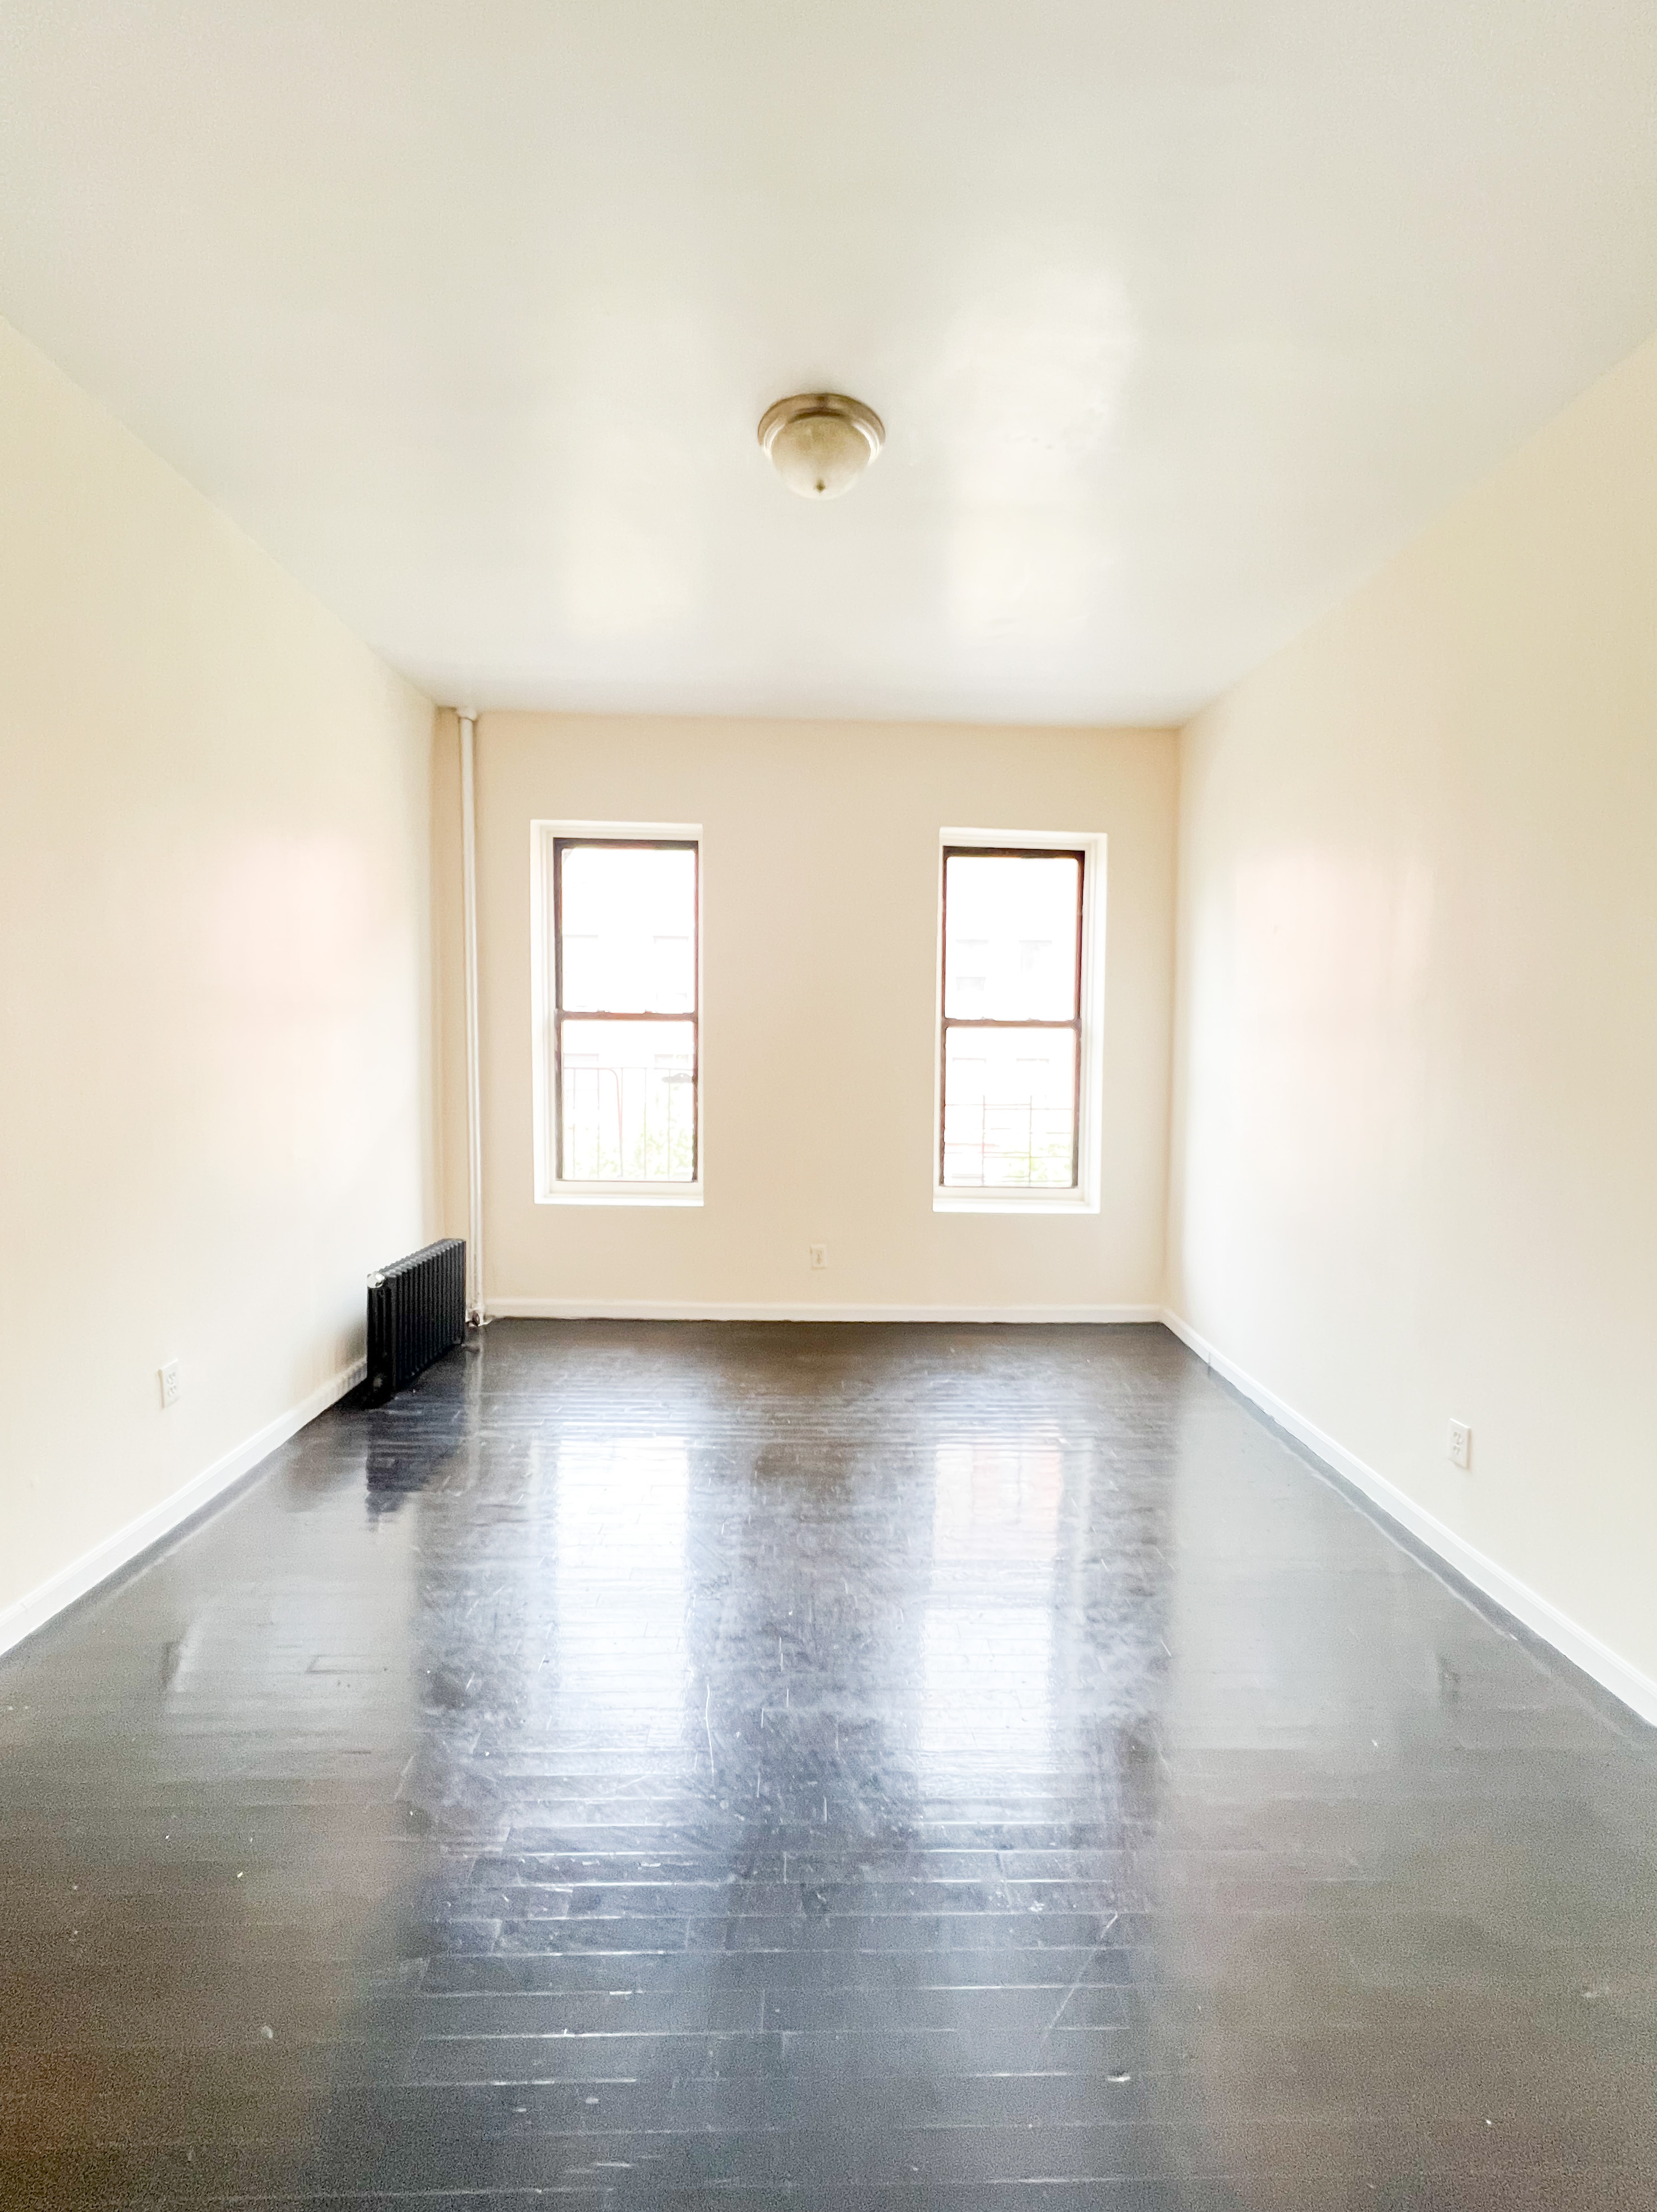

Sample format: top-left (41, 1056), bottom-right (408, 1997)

top-left (531, 818), bottom-right (705, 1208)
top-left (932, 826), bottom-right (1107, 1216)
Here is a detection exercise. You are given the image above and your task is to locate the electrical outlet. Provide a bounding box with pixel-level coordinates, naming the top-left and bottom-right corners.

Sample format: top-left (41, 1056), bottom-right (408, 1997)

top-left (808, 1244), bottom-right (828, 1270)
top-left (159, 1361), bottom-right (181, 1409)
top-left (1448, 1419), bottom-right (1471, 1470)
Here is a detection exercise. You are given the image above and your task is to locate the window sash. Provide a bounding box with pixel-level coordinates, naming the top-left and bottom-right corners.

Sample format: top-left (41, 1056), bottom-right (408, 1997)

top-left (939, 847), bottom-right (1085, 1191)
top-left (553, 838), bottom-right (699, 1185)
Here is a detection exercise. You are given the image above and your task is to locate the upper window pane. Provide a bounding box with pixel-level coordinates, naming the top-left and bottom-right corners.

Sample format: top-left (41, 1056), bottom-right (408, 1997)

top-left (560, 844), bottom-right (696, 1013)
top-left (943, 853), bottom-right (1080, 1020)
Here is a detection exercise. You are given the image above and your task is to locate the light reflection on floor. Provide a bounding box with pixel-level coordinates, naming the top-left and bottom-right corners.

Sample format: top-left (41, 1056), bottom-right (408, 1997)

top-left (553, 1436), bottom-right (691, 1748)
top-left (921, 1439), bottom-right (1062, 1776)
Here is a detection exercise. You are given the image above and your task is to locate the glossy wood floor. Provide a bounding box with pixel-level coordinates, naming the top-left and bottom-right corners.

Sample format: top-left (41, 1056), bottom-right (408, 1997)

top-left (3, 1321), bottom-right (1655, 2210)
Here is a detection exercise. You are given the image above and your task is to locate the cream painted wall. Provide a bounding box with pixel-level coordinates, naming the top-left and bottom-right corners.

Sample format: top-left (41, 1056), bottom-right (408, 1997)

top-left (454, 713), bottom-right (1176, 1315)
top-left (0, 316), bottom-right (438, 1627)
top-left (1167, 326), bottom-right (1657, 1698)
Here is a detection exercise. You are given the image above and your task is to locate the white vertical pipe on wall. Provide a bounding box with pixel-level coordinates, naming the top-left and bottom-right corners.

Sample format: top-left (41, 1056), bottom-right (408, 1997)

top-left (458, 710), bottom-right (485, 1325)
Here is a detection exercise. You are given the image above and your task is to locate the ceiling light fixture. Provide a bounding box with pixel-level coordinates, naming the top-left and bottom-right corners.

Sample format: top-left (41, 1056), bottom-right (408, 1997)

top-left (758, 393), bottom-right (884, 500)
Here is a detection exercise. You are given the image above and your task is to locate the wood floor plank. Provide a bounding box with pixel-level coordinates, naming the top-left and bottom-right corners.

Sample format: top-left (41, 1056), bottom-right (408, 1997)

top-left (2, 1318), bottom-right (1654, 2207)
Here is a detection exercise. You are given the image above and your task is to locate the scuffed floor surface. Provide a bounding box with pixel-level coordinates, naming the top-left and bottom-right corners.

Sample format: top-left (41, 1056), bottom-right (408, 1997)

top-left (2, 1320), bottom-right (1655, 2209)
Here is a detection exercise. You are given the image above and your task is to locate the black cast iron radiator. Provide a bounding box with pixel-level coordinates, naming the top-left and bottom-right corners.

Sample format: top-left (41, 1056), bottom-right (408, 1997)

top-left (365, 1238), bottom-right (466, 1406)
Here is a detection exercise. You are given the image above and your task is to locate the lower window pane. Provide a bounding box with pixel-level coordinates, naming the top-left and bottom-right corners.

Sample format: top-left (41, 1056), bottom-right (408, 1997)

top-left (942, 1026), bottom-right (1076, 1188)
top-left (559, 1020), bottom-right (696, 1182)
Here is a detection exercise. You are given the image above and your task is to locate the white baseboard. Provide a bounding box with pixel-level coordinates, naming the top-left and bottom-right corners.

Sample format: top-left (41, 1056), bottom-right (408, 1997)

top-left (1159, 1308), bottom-right (1657, 1730)
top-left (489, 1298), bottom-right (1162, 1324)
top-left (0, 1357), bottom-right (366, 1664)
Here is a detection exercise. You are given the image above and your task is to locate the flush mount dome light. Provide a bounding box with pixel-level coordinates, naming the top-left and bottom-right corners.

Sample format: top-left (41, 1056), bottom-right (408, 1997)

top-left (758, 393), bottom-right (884, 499)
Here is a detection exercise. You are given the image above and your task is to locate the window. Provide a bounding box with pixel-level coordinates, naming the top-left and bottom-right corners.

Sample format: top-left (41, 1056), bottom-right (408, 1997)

top-left (532, 824), bottom-right (702, 1204)
top-left (936, 833), bottom-right (1105, 1212)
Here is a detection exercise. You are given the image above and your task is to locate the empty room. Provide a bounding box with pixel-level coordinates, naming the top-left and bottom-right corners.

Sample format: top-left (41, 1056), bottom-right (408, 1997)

top-left (3, 4), bottom-right (1656, 2206)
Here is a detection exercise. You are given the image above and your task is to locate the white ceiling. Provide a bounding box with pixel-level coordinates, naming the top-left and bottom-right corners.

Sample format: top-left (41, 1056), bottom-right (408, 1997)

top-left (4, 3), bottom-right (1657, 725)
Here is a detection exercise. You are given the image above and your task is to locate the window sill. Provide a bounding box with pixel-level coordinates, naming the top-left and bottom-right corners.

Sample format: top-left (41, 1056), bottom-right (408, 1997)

top-left (933, 1189), bottom-right (1098, 1216)
top-left (540, 1186), bottom-right (703, 1208)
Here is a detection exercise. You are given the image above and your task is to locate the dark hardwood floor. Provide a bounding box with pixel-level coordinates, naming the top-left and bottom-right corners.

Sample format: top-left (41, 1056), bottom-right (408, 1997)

top-left (2, 1319), bottom-right (1654, 2209)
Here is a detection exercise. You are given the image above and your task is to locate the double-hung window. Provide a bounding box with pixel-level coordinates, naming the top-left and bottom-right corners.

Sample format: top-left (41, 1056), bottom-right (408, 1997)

top-left (936, 833), bottom-right (1105, 1212)
top-left (533, 824), bottom-right (702, 1204)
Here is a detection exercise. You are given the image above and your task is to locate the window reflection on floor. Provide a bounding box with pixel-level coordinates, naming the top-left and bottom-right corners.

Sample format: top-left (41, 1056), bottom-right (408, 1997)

top-left (932, 1439), bottom-right (1062, 1563)
top-left (920, 1439), bottom-right (1062, 1773)
top-left (552, 1436), bottom-right (689, 1746)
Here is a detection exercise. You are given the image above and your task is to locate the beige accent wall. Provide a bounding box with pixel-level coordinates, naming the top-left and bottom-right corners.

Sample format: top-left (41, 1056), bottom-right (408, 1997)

top-left (0, 315), bottom-right (438, 1626)
top-left (1168, 326), bottom-right (1657, 1698)
top-left (450, 712), bottom-right (1176, 1314)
